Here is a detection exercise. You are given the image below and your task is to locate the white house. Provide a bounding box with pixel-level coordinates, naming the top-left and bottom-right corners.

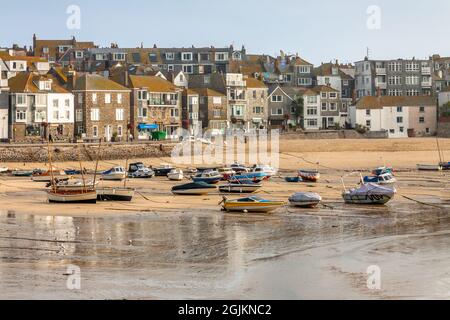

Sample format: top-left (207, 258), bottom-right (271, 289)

top-left (349, 96), bottom-right (437, 138)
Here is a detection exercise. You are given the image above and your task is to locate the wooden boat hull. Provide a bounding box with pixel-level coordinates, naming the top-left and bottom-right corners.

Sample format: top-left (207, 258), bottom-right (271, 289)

top-left (47, 190), bottom-right (97, 203)
top-left (223, 202), bottom-right (284, 213)
top-left (342, 193), bottom-right (394, 205)
top-left (219, 184), bottom-right (261, 193)
top-left (97, 188), bottom-right (135, 201)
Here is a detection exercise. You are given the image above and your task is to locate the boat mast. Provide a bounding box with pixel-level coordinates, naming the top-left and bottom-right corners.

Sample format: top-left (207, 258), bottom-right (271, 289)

top-left (78, 145), bottom-right (87, 193)
top-left (93, 140), bottom-right (102, 186)
top-left (436, 136), bottom-right (443, 164)
top-left (46, 139), bottom-right (56, 192)
top-left (124, 156), bottom-right (129, 188)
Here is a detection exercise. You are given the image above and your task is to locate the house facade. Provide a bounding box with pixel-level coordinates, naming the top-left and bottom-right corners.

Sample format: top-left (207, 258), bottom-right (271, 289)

top-left (182, 89), bottom-right (200, 135)
top-left (349, 96), bottom-right (437, 138)
top-left (245, 77), bottom-right (268, 130)
top-left (267, 85), bottom-right (305, 129)
top-left (8, 72), bottom-right (74, 142)
top-left (126, 75), bottom-right (182, 140)
top-left (303, 86), bottom-right (345, 130)
top-left (191, 88), bottom-right (227, 133)
top-left (355, 58), bottom-right (434, 98)
top-left (73, 74), bottom-right (130, 142)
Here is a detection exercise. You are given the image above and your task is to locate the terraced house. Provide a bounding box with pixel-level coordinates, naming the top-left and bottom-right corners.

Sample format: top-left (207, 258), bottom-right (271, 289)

top-left (73, 74), bottom-right (130, 142)
top-left (245, 77), bottom-right (268, 129)
top-left (190, 88), bottom-right (227, 133)
top-left (8, 72), bottom-right (74, 142)
top-left (268, 85), bottom-right (305, 129)
top-left (124, 75), bottom-right (182, 140)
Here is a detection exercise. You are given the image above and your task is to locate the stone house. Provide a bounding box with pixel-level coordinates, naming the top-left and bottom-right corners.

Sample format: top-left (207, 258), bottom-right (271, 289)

top-left (268, 85), bottom-right (305, 129)
top-left (190, 88), bottom-right (227, 133)
top-left (72, 74), bottom-right (130, 142)
top-left (245, 77), bottom-right (268, 129)
top-left (8, 72), bottom-right (74, 142)
top-left (303, 85), bottom-right (344, 130)
top-left (182, 89), bottom-right (200, 135)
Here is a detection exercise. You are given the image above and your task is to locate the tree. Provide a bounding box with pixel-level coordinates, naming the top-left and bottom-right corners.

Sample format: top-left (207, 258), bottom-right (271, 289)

top-left (291, 96), bottom-right (304, 128)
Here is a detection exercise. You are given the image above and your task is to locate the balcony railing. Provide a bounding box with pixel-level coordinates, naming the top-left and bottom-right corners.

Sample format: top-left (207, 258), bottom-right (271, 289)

top-left (421, 67), bottom-right (431, 75)
top-left (376, 68), bottom-right (386, 75)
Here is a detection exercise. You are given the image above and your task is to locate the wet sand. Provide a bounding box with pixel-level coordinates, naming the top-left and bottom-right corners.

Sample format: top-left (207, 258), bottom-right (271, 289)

top-left (1, 137), bottom-right (450, 299)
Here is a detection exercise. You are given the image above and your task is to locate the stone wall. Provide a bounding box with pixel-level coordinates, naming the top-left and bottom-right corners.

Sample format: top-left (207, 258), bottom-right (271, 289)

top-left (0, 142), bottom-right (175, 163)
top-left (280, 130), bottom-right (388, 139)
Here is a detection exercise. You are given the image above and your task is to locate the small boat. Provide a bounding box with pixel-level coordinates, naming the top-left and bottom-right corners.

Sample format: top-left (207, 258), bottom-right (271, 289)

top-left (64, 169), bottom-right (82, 175)
top-left (231, 172), bottom-right (268, 183)
top-left (289, 192), bottom-right (322, 208)
top-left (250, 164), bottom-right (277, 178)
top-left (172, 182), bottom-right (217, 195)
top-left (0, 167), bottom-right (9, 173)
top-left (363, 172), bottom-right (396, 185)
top-left (192, 170), bottom-right (222, 184)
top-left (285, 176), bottom-right (302, 183)
top-left (440, 162), bottom-right (450, 170)
top-left (167, 168), bottom-right (184, 181)
top-left (372, 166), bottom-right (393, 176)
top-left (154, 164), bottom-right (174, 176)
top-left (230, 163), bottom-right (249, 174)
top-left (97, 187), bottom-right (135, 201)
top-left (50, 178), bottom-right (98, 191)
top-left (416, 164), bottom-right (442, 171)
top-left (11, 170), bottom-right (34, 177)
top-left (47, 189), bottom-right (97, 204)
top-left (220, 196), bottom-right (284, 213)
top-left (32, 170), bottom-right (67, 182)
top-left (218, 167), bottom-right (236, 181)
top-left (102, 166), bottom-right (126, 181)
top-left (298, 169), bottom-right (320, 182)
top-left (219, 180), bottom-right (261, 193)
top-left (128, 162), bottom-right (154, 178)
top-left (185, 168), bottom-right (198, 175)
top-left (342, 183), bottom-right (396, 205)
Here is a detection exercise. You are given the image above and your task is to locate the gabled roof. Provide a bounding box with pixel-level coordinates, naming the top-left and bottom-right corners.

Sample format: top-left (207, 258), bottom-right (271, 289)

top-left (128, 75), bottom-right (178, 92)
top-left (245, 77), bottom-right (267, 89)
top-left (8, 72), bottom-right (69, 93)
top-left (293, 56), bottom-right (313, 66)
top-left (267, 85), bottom-right (294, 100)
top-left (355, 96), bottom-right (436, 109)
top-left (74, 73), bottom-right (129, 91)
top-left (302, 85), bottom-right (339, 96)
top-left (0, 52), bottom-right (48, 67)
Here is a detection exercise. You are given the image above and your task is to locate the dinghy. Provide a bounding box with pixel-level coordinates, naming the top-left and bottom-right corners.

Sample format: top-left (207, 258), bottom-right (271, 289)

top-left (97, 187), bottom-right (135, 201)
top-left (363, 173), bottom-right (396, 185)
top-left (167, 168), bottom-right (184, 181)
top-left (101, 166), bottom-right (126, 181)
top-left (288, 192), bottom-right (322, 208)
top-left (298, 169), bottom-right (320, 182)
top-left (416, 164), bottom-right (442, 171)
top-left (285, 176), bottom-right (302, 183)
top-left (172, 182), bottom-right (217, 195)
top-left (220, 196), bottom-right (284, 213)
top-left (0, 167), bottom-right (9, 173)
top-left (11, 170), bottom-right (34, 177)
top-left (231, 172), bottom-right (267, 183)
top-left (342, 183), bottom-right (396, 205)
top-left (219, 179), bottom-right (261, 193)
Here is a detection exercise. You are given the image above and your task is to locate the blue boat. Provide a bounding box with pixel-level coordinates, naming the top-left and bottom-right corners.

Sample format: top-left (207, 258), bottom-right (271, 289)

top-left (192, 170), bottom-right (222, 184)
top-left (285, 176), bottom-right (302, 183)
top-left (363, 172), bottom-right (396, 185)
top-left (65, 169), bottom-right (81, 175)
top-left (372, 166), bottom-right (393, 176)
top-left (231, 172), bottom-right (268, 183)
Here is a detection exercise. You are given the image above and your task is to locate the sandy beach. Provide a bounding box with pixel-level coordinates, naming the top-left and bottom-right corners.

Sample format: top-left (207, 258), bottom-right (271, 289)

top-left (1, 137), bottom-right (450, 299)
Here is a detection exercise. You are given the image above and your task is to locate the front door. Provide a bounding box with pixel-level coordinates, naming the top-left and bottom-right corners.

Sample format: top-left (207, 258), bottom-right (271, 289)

top-left (105, 125), bottom-right (112, 142)
top-left (322, 117), bottom-right (327, 129)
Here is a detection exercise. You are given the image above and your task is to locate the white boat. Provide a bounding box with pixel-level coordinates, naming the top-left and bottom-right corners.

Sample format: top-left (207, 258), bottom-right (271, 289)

top-left (342, 183), bottom-right (396, 205)
top-left (0, 167), bottom-right (8, 173)
top-left (97, 187), bottom-right (135, 201)
top-left (167, 168), bottom-right (184, 181)
top-left (363, 172), bottom-right (396, 185)
top-left (417, 164), bottom-right (442, 171)
top-left (288, 192), bottom-right (322, 208)
top-left (298, 169), bottom-right (320, 182)
top-left (250, 164), bottom-right (277, 178)
top-left (52, 179), bottom-right (99, 191)
top-left (101, 166), bottom-right (126, 181)
top-left (219, 180), bottom-right (261, 193)
top-left (47, 189), bottom-right (97, 204)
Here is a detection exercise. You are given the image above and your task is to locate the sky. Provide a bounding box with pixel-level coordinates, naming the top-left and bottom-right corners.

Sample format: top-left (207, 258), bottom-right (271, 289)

top-left (1, 0), bottom-right (450, 64)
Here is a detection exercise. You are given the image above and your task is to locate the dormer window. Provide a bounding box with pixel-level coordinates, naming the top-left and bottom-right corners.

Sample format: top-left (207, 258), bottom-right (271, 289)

top-left (215, 52), bottom-right (229, 61)
top-left (182, 52), bottom-right (193, 61)
top-left (75, 51), bottom-right (84, 59)
top-left (165, 52), bottom-right (175, 60)
top-left (113, 53), bottom-right (126, 61)
top-left (38, 80), bottom-right (52, 91)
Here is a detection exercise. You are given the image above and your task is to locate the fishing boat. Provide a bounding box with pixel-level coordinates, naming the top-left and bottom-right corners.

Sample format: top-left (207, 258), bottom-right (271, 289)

top-left (101, 166), bottom-right (126, 181)
top-left (363, 172), bottom-right (396, 185)
top-left (372, 166), bottom-right (393, 176)
top-left (128, 162), bottom-right (154, 178)
top-left (416, 164), bottom-right (442, 171)
top-left (171, 182), bottom-right (217, 195)
top-left (288, 192), bottom-right (322, 208)
top-left (250, 164), bottom-right (277, 178)
top-left (47, 189), bottom-right (97, 203)
top-left (192, 170), bottom-right (222, 184)
top-left (285, 176), bottom-right (302, 183)
top-left (298, 169), bottom-right (320, 182)
top-left (11, 170), bottom-right (34, 177)
top-left (230, 163), bottom-right (249, 174)
top-left (97, 187), bottom-right (135, 201)
top-left (32, 169), bottom-right (67, 182)
top-left (219, 179), bottom-right (261, 193)
top-left (167, 168), bottom-right (184, 181)
top-left (220, 196), bottom-right (284, 213)
top-left (50, 178), bottom-right (98, 191)
top-left (154, 164), bottom-right (174, 176)
top-left (342, 183), bottom-right (396, 205)
top-left (218, 167), bottom-right (236, 181)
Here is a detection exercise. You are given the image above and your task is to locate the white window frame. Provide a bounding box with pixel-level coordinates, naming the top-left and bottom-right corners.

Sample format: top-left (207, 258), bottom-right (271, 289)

top-left (91, 108), bottom-right (100, 121)
top-left (105, 94), bottom-right (111, 104)
top-left (181, 52), bottom-right (193, 61)
top-left (116, 108), bottom-right (124, 121)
